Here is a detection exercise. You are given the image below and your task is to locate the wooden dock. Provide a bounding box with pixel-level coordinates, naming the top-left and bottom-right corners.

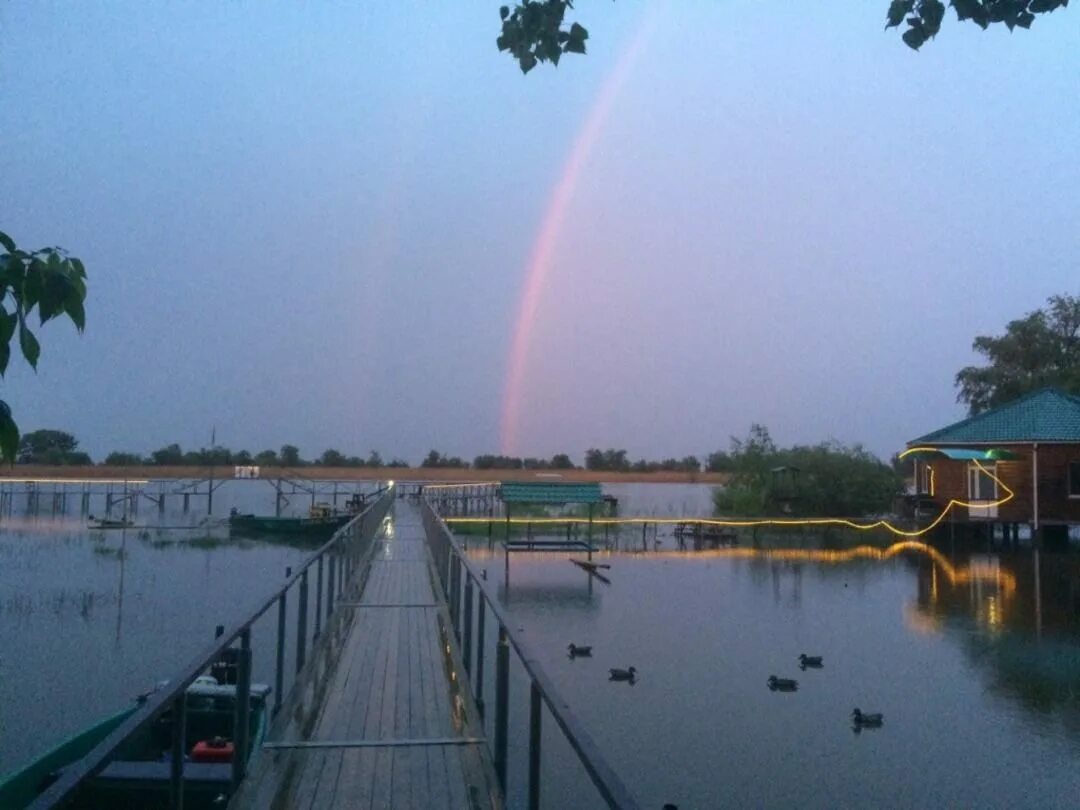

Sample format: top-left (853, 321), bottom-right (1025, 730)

top-left (232, 502), bottom-right (500, 809)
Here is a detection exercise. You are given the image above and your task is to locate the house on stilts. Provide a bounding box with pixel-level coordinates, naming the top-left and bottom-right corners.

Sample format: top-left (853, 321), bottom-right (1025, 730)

top-left (905, 388), bottom-right (1080, 545)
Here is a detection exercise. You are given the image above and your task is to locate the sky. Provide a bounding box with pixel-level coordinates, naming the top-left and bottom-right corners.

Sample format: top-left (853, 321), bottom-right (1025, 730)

top-left (1, 1), bottom-right (1077, 465)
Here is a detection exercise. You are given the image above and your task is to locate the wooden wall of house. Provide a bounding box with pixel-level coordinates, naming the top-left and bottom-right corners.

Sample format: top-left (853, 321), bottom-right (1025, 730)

top-left (922, 444), bottom-right (1080, 525)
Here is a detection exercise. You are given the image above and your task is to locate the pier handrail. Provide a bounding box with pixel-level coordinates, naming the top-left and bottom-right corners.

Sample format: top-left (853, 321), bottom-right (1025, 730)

top-left (29, 487), bottom-right (394, 810)
top-left (421, 496), bottom-right (642, 810)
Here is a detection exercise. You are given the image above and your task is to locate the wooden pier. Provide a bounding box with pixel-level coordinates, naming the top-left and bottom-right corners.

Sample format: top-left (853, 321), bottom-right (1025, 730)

top-left (232, 501), bottom-right (500, 809)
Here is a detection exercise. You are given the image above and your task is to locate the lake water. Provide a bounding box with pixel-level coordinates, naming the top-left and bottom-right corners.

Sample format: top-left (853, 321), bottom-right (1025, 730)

top-left (4, 481), bottom-right (1080, 809)
top-left (0, 478), bottom-right (373, 777)
top-left (463, 524), bottom-right (1080, 809)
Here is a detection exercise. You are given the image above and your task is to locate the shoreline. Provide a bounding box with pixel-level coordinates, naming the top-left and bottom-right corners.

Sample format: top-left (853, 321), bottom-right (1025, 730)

top-left (0, 465), bottom-right (729, 485)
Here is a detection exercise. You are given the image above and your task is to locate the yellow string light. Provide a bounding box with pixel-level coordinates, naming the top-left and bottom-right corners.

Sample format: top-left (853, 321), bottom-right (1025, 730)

top-left (441, 461), bottom-right (1013, 540)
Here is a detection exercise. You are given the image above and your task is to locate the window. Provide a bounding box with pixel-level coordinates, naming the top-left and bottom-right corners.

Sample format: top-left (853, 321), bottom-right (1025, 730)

top-left (916, 464), bottom-right (934, 496)
top-left (967, 463), bottom-right (998, 501)
top-left (1069, 461), bottom-right (1080, 498)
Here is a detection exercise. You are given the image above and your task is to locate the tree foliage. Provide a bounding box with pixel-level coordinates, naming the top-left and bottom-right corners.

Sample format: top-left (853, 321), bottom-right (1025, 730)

top-left (956, 294), bottom-right (1080, 414)
top-left (713, 425), bottom-right (902, 518)
top-left (18, 429), bottom-right (91, 465)
top-left (496, 0), bottom-right (1070, 71)
top-left (497, 1), bottom-right (589, 74)
top-left (420, 450), bottom-right (469, 468)
top-left (0, 231), bottom-right (88, 462)
top-left (584, 448), bottom-right (629, 472)
top-left (280, 444), bottom-right (303, 466)
top-left (886, 0), bottom-right (1069, 50)
top-left (105, 451), bottom-right (146, 466)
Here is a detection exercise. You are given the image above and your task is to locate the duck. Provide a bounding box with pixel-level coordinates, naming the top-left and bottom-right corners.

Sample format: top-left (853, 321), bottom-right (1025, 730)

top-left (851, 708), bottom-right (884, 727)
top-left (609, 666), bottom-right (637, 682)
top-left (767, 675), bottom-right (799, 691)
top-left (798, 654), bottom-right (823, 669)
top-left (567, 643), bottom-right (593, 658)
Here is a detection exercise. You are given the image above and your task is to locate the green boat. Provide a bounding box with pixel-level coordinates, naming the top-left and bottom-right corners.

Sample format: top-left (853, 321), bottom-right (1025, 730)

top-left (0, 676), bottom-right (270, 810)
top-left (228, 502), bottom-right (351, 539)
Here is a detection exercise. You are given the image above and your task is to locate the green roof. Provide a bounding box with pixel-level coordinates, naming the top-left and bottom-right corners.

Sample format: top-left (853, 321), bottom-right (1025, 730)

top-left (911, 388), bottom-right (1080, 445)
top-left (500, 481), bottom-right (603, 504)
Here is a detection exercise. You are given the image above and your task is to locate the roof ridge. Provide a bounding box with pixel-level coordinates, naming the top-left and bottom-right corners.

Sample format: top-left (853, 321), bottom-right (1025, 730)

top-left (911, 387), bottom-right (1080, 444)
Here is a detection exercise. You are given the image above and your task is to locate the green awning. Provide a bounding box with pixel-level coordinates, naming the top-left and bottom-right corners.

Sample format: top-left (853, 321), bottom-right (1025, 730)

top-left (500, 482), bottom-right (604, 504)
top-left (903, 447), bottom-right (1020, 461)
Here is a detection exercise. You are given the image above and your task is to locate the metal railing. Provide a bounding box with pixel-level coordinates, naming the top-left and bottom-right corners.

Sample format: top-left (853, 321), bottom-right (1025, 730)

top-left (421, 497), bottom-right (642, 810)
top-left (30, 488), bottom-right (394, 810)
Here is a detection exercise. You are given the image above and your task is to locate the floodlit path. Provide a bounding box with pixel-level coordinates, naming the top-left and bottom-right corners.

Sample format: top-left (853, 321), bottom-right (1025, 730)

top-left (232, 502), bottom-right (499, 810)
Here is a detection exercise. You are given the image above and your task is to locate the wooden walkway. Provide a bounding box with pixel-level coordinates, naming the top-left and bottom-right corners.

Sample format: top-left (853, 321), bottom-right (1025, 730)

top-left (232, 502), bottom-right (499, 810)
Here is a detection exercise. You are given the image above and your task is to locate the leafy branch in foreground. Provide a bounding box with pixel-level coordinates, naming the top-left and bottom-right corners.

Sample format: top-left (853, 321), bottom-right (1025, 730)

top-left (496, 1), bottom-right (589, 73)
top-left (0, 230), bottom-right (88, 462)
top-left (886, 0), bottom-right (1068, 50)
top-left (496, 0), bottom-right (1070, 71)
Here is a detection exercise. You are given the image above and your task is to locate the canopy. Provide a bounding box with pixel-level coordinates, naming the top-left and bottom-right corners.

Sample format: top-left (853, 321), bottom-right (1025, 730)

top-left (901, 446), bottom-right (1019, 461)
top-left (500, 482), bottom-right (604, 504)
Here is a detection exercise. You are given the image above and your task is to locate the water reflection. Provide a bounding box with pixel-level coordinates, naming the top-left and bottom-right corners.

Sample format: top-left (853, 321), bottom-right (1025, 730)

top-left (471, 530), bottom-right (1080, 809)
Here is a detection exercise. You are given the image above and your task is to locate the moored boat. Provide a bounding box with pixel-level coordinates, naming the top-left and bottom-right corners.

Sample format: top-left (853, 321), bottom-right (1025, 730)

top-left (0, 676), bottom-right (270, 809)
top-left (88, 515), bottom-right (136, 530)
top-left (228, 502), bottom-right (351, 539)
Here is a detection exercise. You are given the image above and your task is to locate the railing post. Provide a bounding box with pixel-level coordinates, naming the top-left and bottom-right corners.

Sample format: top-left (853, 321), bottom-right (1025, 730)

top-left (296, 569), bottom-right (309, 675)
top-left (475, 596), bottom-right (486, 717)
top-left (231, 628), bottom-right (252, 789)
top-left (452, 555), bottom-right (462, 640)
top-left (327, 554), bottom-right (336, 622)
top-left (169, 691), bottom-right (187, 810)
top-left (272, 591), bottom-right (285, 712)
top-left (529, 680), bottom-right (542, 810)
top-left (273, 573), bottom-right (288, 716)
top-left (315, 555), bottom-right (324, 639)
top-left (463, 573), bottom-right (474, 677)
top-left (494, 625), bottom-right (510, 790)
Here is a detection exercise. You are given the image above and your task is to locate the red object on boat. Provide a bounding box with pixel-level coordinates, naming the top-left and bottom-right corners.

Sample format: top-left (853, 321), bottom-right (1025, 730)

top-left (190, 738), bottom-right (234, 763)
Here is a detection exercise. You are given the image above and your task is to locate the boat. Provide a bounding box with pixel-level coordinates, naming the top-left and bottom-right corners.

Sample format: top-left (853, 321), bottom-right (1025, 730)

top-left (228, 502), bottom-right (352, 539)
top-left (88, 515), bottom-right (136, 530)
top-left (0, 675), bottom-right (270, 809)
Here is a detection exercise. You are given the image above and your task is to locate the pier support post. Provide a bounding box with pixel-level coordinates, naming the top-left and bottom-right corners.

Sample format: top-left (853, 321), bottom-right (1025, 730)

top-left (231, 629), bottom-right (252, 788)
top-left (296, 570), bottom-right (309, 675)
top-left (463, 575), bottom-right (474, 677)
top-left (476, 597), bottom-right (486, 717)
top-left (494, 625), bottom-right (510, 790)
top-left (529, 681), bottom-right (542, 810)
top-left (170, 691), bottom-right (187, 810)
top-left (327, 555), bottom-right (336, 623)
top-left (274, 570), bottom-right (289, 716)
top-left (315, 556), bottom-right (324, 639)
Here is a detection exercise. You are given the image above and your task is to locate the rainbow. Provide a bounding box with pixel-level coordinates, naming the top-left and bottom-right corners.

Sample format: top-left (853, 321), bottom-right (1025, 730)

top-left (499, 9), bottom-right (662, 456)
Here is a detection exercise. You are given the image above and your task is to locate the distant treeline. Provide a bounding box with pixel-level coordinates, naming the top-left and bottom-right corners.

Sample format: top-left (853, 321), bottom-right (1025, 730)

top-left (13, 429), bottom-right (741, 473)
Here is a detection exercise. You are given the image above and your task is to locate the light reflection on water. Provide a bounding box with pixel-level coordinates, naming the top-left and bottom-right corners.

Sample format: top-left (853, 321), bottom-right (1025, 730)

top-left (467, 524), bottom-right (1080, 808)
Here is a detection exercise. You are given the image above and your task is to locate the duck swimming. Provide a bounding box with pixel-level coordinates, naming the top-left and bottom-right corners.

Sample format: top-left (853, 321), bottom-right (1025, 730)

top-left (798, 654), bottom-right (823, 669)
top-left (851, 708), bottom-right (884, 727)
top-left (568, 644), bottom-right (593, 658)
top-left (609, 666), bottom-right (637, 682)
top-left (767, 675), bottom-right (799, 691)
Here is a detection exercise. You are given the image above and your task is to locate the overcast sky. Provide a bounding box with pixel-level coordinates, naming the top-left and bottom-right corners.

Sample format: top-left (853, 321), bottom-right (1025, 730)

top-left (2, 1), bottom-right (1077, 464)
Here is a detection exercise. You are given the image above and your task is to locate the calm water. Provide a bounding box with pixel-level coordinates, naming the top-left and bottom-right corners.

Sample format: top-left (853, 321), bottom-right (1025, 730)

top-left (6, 481), bottom-right (1080, 809)
top-left (0, 479), bottom-right (374, 776)
top-left (463, 513), bottom-right (1080, 807)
